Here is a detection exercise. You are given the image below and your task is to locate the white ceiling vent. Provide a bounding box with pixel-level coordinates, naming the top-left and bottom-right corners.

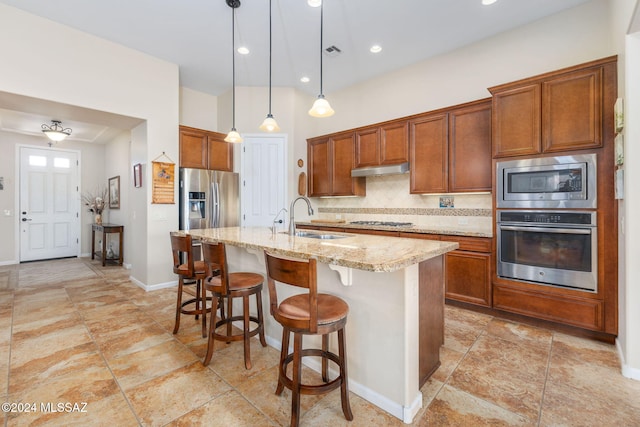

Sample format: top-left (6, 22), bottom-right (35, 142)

top-left (324, 45), bottom-right (342, 57)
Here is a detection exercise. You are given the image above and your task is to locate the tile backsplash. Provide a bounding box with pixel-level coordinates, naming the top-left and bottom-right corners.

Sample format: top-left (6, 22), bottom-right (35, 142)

top-left (314, 174), bottom-right (493, 231)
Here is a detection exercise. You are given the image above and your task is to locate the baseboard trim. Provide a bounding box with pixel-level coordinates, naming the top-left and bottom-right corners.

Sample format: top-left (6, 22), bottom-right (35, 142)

top-left (129, 276), bottom-right (177, 292)
top-left (616, 339), bottom-right (640, 381)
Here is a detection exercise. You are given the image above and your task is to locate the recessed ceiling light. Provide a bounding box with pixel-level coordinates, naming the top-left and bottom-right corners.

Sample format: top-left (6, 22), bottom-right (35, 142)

top-left (482, 0), bottom-right (497, 5)
top-left (370, 45), bottom-right (382, 53)
top-left (300, 76), bottom-right (310, 83)
top-left (307, 0), bottom-right (321, 7)
top-left (237, 46), bottom-right (249, 55)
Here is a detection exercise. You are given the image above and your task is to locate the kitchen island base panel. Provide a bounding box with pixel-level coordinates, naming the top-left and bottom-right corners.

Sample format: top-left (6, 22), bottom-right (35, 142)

top-left (225, 245), bottom-right (444, 423)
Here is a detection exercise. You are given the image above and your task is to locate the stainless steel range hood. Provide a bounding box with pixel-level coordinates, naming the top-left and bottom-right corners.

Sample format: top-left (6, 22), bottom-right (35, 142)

top-left (351, 162), bottom-right (409, 177)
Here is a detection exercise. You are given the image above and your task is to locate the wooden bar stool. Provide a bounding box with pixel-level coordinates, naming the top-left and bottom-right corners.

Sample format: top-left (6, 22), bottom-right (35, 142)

top-left (264, 252), bottom-right (353, 427)
top-left (201, 241), bottom-right (267, 369)
top-left (169, 232), bottom-right (212, 338)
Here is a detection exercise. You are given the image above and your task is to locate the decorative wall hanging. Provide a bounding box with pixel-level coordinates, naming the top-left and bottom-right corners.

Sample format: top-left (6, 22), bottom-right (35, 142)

top-left (108, 176), bottom-right (120, 209)
top-left (151, 152), bottom-right (175, 204)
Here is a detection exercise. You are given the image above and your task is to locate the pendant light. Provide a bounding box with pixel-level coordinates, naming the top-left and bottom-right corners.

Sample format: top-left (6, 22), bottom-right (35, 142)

top-left (259, 0), bottom-right (280, 132)
top-left (41, 119), bottom-right (72, 146)
top-left (224, 0), bottom-right (243, 143)
top-left (308, 0), bottom-right (334, 118)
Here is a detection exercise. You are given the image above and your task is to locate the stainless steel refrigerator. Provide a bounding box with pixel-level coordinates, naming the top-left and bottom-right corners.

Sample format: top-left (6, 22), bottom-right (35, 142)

top-left (179, 168), bottom-right (240, 232)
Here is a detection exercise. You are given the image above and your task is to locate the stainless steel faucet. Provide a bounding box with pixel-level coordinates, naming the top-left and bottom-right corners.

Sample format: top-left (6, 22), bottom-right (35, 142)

top-left (289, 196), bottom-right (314, 235)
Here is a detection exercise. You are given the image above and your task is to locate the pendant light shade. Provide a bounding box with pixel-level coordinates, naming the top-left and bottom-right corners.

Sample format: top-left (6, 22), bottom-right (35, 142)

top-left (224, 129), bottom-right (243, 143)
top-left (308, 0), bottom-right (334, 118)
top-left (225, 0), bottom-right (243, 143)
top-left (308, 95), bottom-right (334, 118)
top-left (259, 114), bottom-right (280, 132)
top-left (259, 0), bottom-right (280, 132)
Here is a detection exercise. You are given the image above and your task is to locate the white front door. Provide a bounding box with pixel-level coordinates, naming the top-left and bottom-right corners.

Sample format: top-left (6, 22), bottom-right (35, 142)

top-left (241, 135), bottom-right (287, 228)
top-left (19, 147), bottom-right (80, 261)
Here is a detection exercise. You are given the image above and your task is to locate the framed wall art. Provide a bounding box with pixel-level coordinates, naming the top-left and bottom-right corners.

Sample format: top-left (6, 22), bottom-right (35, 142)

top-left (133, 163), bottom-right (142, 188)
top-left (109, 176), bottom-right (120, 209)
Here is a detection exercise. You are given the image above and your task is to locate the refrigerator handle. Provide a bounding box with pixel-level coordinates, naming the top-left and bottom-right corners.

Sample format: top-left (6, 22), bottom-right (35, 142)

top-left (212, 181), bottom-right (220, 228)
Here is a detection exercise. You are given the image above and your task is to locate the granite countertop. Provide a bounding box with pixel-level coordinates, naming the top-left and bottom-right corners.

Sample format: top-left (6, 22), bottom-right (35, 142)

top-left (295, 221), bottom-right (493, 238)
top-left (183, 227), bottom-right (458, 273)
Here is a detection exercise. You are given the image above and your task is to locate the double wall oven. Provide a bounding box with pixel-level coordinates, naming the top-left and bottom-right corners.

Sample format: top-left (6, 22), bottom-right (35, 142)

top-left (496, 154), bottom-right (598, 292)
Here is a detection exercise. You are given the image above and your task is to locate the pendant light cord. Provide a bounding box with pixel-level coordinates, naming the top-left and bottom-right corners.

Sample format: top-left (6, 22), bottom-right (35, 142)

top-left (319, 1), bottom-right (324, 97)
top-left (268, 0), bottom-right (273, 115)
top-left (232, 7), bottom-right (237, 129)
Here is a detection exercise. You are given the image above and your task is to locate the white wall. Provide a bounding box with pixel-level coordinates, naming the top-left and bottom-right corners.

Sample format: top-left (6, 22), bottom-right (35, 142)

top-left (0, 3), bottom-right (179, 286)
top-left (179, 87), bottom-right (218, 130)
top-left (623, 31), bottom-right (640, 378)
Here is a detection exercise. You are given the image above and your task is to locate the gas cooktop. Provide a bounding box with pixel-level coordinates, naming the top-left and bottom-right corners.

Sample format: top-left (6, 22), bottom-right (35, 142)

top-left (349, 221), bottom-right (413, 227)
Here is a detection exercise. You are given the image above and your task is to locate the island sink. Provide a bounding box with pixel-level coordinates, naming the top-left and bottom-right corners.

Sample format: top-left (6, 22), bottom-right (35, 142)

top-left (285, 230), bottom-right (349, 239)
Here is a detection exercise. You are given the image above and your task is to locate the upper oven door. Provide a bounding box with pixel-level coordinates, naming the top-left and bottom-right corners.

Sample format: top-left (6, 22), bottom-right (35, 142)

top-left (496, 154), bottom-right (597, 209)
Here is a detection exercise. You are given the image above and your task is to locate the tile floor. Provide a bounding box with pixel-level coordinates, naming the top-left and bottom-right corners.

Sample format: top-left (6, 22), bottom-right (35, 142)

top-left (0, 258), bottom-right (639, 426)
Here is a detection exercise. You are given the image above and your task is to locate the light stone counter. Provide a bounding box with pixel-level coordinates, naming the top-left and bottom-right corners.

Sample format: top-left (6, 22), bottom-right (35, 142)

top-left (184, 226), bottom-right (458, 272)
top-left (183, 226), bottom-right (458, 423)
top-left (296, 221), bottom-right (493, 238)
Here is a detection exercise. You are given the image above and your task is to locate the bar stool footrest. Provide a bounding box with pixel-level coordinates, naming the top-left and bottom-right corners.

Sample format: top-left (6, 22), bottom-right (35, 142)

top-left (212, 316), bottom-right (263, 342)
top-left (180, 297), bottom-right (211, 316)
top-left (279, 348), bottom-right (343, 395)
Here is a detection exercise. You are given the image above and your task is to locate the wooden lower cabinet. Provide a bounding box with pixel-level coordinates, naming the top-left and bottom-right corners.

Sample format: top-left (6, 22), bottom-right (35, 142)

top-left (440, 236), bottom-right (492, 307)
top-left (445, 251), bottom-right (491, 307)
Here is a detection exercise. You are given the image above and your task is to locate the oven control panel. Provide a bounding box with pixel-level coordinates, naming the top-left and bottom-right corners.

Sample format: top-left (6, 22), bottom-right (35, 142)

top-left (498, 211), bottom-right (595, 226)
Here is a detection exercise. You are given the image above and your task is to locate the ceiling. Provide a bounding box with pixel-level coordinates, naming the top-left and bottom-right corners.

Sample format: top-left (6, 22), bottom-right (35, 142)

top-left (0, 0), bottom-right (591, 143)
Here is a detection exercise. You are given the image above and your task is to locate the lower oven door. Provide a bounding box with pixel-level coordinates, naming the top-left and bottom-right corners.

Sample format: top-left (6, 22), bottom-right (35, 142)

top-left (497, 224), bottom-right (597, 291)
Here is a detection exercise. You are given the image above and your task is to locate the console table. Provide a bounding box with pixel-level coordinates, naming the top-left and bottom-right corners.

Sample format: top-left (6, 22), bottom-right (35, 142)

top-left (91, 223), bottom-right (124, 266)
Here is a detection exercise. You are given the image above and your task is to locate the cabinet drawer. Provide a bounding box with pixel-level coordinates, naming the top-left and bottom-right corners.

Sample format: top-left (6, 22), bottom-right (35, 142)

top-left (441, 235), bottom-right (491, 252)
top-left (493, 284), bottom-right (603, 331)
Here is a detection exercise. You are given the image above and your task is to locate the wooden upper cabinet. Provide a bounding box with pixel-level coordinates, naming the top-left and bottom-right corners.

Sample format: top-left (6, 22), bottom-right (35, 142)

top-left (542, 67), bottom-right (602, 152)
top-left (179, 127), bottom-right (208, 169)
top-left (308, 137), bottom-right (332, 197)
top-left (207, 132), bottom-right (234, 172)
top-left (409, 113), bottom-right (449, 194)
top-left (354, 120), bottom-right (409, 168)
top-left (490, 58), bottom-right (611, 158)
top-left (491, 84), bottom-right (541, 158)
top-left (449, 101), bottom-right (492, 192)
top-left (354, 127), bottom-right (380, 168)
top-left (410, 99), bottom-right (491, 194)
top-left (179, 126), bottom-right (233, 171)
top-left (380, 121), bottom-right (409, 165)
top-left (308, 133), bottom-right (365, 197)
top-left (332, 132), bottom-right (363, 196)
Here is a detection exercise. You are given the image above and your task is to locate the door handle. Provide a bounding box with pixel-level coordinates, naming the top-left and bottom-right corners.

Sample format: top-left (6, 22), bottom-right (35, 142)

top-left (22, 218), bottom-right (32, 222)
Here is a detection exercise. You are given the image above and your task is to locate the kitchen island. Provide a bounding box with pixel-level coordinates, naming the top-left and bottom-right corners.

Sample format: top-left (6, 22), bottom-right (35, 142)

top-left (183, 227), bottom-right (458, 423)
